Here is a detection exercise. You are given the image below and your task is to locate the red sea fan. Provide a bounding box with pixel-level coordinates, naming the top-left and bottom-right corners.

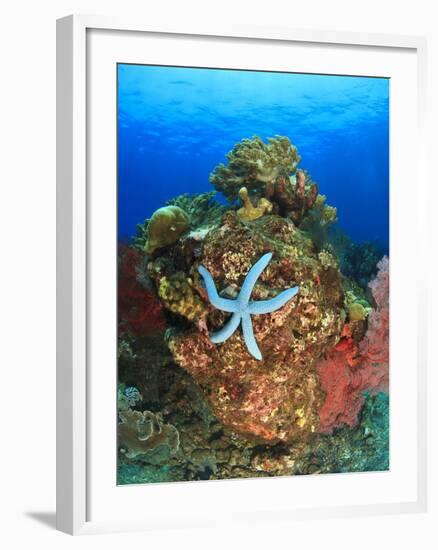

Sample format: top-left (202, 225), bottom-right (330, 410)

top-left (317, 257), bottom-right (389, 433)
top-left (317, 328), bottom-right (365, 432)
top-left (118, 245), bottom-right (166, 336)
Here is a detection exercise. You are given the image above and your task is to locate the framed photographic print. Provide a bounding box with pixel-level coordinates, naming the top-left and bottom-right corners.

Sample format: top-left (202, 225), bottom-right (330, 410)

top-left (56, 15), bottom-right (427, 535)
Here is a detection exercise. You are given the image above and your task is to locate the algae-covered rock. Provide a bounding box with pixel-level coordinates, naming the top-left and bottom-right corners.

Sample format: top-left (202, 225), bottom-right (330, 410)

top-left (150, 211), bottom-right (345, 444)
top-left (144, 205), bottom-right (190, 254)
top-left (158, 271), bottom-right (208, 322)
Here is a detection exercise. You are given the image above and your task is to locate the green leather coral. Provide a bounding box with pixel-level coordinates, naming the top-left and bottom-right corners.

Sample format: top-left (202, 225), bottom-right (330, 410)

top-left (209, 135), bottom-right (300, 201)
top-left (144, 205), bottom-right (190, 254)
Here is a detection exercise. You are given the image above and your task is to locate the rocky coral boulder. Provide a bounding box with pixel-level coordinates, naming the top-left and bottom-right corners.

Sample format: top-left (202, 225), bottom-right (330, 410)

top-left (153, 211), bottom-right (345, 443)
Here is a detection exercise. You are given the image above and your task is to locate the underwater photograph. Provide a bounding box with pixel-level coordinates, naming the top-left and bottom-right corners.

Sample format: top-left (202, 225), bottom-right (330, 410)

top-left (117, 64), bottom-right (389, 485)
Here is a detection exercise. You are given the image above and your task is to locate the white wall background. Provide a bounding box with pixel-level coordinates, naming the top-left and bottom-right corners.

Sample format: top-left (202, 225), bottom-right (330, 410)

top-left (0, 0), bottom-right (436, 548)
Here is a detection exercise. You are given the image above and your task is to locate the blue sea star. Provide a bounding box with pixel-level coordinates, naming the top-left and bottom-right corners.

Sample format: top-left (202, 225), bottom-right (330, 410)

top-left (198, 252), bottom-right (299, 360)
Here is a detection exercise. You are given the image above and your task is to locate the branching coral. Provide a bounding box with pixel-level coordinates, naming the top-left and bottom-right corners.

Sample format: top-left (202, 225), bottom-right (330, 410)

top-left (300, 194), bottom-right (338, 249)
top-left (118, 409), bottom-right (180, 460)
top-left (269, 169), bottom-right (319, 222)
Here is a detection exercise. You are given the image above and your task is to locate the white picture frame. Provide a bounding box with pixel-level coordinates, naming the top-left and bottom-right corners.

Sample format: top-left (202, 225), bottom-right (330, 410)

top-left (56, 14), bottom-right (428, 535)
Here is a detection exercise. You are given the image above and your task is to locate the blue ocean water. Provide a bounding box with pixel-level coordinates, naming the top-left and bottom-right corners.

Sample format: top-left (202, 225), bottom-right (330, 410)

top-left (118, 64), bottom-right (389, 249)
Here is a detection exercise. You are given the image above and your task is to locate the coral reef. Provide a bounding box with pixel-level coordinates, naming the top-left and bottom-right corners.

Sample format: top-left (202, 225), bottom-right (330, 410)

top-left (167, 191), bottom-right (227, 229)
top-left (359, 256), bottom-right (389, 384)
top-left (117, 135), bottom-right (390, 483)
top-left (347, 301), bottom-right (368, 321)
top-left (291, 392), bottom-right (389, 474)
top-left (210, 135), bottom-right (300, 201)
top-left (237, 187), bottom-right (273, 221)
top-left (118, 384), bottom-right (143, 411)
top-left (269, 169), bottom-right (319, 223)
top-left (162, 211), bottom-right (344, 443)
top-left (300, 194), bottom-right (338, 249)
top-left (198, 251), bottom-right (299, 360)
top-left (144, 205), bottom-right (190, 254)
top-left (329, 227), bottom-right (385, 289)
top-left (158, 271), bottom-right (208, 322)
top-left (317, 330), bottom-right (365, 432)
top-left (133, 192), bottom-right (227, 253)
top-left (118, 343), bottom-right (388, 483)
top-left (118, 409), bottom-right (179, 461)
top-left (317, 257), bottom-right (389, 433)
top-left (210, 136), bottom-right (320, 223)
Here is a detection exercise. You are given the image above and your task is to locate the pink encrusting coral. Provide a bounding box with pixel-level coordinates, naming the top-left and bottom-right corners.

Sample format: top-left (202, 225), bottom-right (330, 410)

top-left (317, 256), bottom-right (389, 433)
top-left (359, 256), bottom-right (389, 387)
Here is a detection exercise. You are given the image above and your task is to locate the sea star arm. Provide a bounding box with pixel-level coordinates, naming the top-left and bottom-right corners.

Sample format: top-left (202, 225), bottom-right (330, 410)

top-left (241, 312), bottom-right (262, 360)
top-left (210, 311), bottom-right (241, 343)
top-left (238, 252), bottom-right (273, 304)
top-left (248, 286), bottom-right (299, 315)
top-left (198, 265), bottom-right (237, 313)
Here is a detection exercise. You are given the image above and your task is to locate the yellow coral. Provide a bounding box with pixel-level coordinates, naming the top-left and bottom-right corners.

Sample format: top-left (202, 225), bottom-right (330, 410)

top-left (344, 289), bottom-right (371, 321)
top-left (312, 195), bottom-right (337, 226)
top-left (145, 205), bottom-right (190, 254)
top-left (347, 302), bottom-right (368, 321)
top-left (318, 249), bottom-right (338, 269)
top-left (237, 187), bottom-right (273, 221)
top-left (295, 407), bottom-right (306, 428)
top-left (158, 273), bottom-right (207, 321)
